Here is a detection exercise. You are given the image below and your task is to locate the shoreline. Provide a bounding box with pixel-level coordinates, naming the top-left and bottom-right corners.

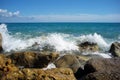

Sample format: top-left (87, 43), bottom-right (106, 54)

top-left (0, 32), bottom-right (120, 79)
top-left (0, 23), bottom-right (120, 79)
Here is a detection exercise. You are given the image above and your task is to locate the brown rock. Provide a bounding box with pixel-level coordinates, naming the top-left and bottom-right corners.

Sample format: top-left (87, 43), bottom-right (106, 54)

top-left (54, 54), bottom-right (90, 79)
top-left (8, 51), bottom-right (59, 68)
top-left (84, 71), bottom-right (120, 80)
top-left (1, 68), bottom-right (76, 80)
top-left (109, 42), bottom-right (120, 57)
top-left (78, 42), bottom-right (99, 52)
top-left (0, 54), bottom-right (18, 72)
top-left (0, 54), bottom-right (18, 79)
top-left (76, 55), bottom-right (91, 66)
top-left (0, 33), bottom-right (3, 52)
top-left (0, 53), bottom-right (76, 80)
top-left (54, 55), bottom-right (81, 73)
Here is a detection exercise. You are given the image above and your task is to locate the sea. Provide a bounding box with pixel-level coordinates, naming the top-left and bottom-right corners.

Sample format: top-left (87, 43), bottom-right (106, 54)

top-left (0, 23), bottom-right (120, 58)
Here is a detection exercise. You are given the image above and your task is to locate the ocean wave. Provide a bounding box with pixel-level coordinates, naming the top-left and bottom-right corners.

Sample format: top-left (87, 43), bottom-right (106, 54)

top-left (0, 24), bottom-right (112, 53)
top-left (75, 33), bottom-right (110, 51)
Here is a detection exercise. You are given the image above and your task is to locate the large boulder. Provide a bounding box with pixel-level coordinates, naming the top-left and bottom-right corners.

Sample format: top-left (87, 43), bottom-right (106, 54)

top-left (0, 33), bottom-right (3, 52)
top-left (54, 54), bottom-right (90, 72)
top-left (78, 42), bottom-right (99, 52)
top-left (83, 71), bottom-right (120, 80)
top-left (54, 55), bottom-right (81, 73)
top-left (54, 54), bottom-right (90, 79)
top-left (8, 51), bottom-right (59, 68)
top-left (109, 42), bottom-right (120, 57)
top-left (84, 57), bottom-right (120, 74)
top-left (1, 68), bottom-right (76, 80)
top-left (82, 57), bottom-right (120, 80)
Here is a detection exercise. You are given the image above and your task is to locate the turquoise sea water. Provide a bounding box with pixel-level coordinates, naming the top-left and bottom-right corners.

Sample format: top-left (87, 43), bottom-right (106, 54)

top-left (6, 23), bottom-right (120, 40)
top-left (0, 23), bottom-right (120, 53)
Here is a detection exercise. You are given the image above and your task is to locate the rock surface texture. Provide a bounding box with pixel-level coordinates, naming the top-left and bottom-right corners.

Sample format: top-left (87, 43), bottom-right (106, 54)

top-left (78, 42), bottom-right (99, 52)
top-left (0, 54), bottom-right (76, 80)
top-left (1, 68), bottom-right (76, 80)
top-left (82, 57), bottom-right (120, 80)
top-left (55, 55), bottom-right (81, 73)
top-left (109, 42), bottom-right (120, 57)
top-left (8, 51), bottom-right (59, 68)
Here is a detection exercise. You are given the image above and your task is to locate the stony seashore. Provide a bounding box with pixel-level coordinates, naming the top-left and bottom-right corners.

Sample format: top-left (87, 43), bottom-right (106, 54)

top-left (0, 33), bottom-right (120, 80)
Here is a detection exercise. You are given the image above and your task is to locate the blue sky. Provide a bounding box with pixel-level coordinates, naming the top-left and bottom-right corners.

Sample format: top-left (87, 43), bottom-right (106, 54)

top-left (0, 0), bottom-right (120, 22)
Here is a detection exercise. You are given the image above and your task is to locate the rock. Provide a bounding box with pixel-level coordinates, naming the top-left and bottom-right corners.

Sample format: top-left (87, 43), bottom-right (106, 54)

top-left (8, 51), bottom-right (59, 68)
top-left (0, 54), bottom-right (18, 79)
top-left (42, 44), bottom-right (55, 52)
top-left (54, 55), bottom-right (90, 76)
top-left (84, 57), bottom-right (120, 74)
top-left (0, 33), bottom-right (3, 52)
top-left (82, 57), bottom-right (120, 80)
top-left (78, 42), bottom-right (99, 52)
top-left (54, 55), bottom-right (81, 73)
top-left (54, 54), bottom-right (90, 79)
top-left (109, 42), bottom-right (120, 57)
top-left (0, 54), bottom-right (18, 72)
top-left (84, 71), bottom-right (120, 80)
top-left (76, 55), bottom-right (91, 66)
top-left (0, 53), bottom-right (76, 80)
top-left (1, 68), bottom-right (76, 80)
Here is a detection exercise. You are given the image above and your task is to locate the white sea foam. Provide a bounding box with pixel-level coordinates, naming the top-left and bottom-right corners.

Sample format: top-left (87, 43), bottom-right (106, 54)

top-left (82, 52), bottom-right (111, 58)
top-left (0, 24), bottom-right (79, 52)
top-left (0, 24), bottom-right (112, 53)
top-left (43, 63), bottom-right (56, 70)
top-left (0, 24), bottom-right (33, 52)
top-left (43, 33), bottom-right (79, 51)
top-left (76, 33), bottom-right (110, 51)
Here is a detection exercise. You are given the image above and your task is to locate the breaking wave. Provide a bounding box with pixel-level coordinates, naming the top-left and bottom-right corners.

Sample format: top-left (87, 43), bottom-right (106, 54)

top-left (0, 24), bottom-right (112, 53)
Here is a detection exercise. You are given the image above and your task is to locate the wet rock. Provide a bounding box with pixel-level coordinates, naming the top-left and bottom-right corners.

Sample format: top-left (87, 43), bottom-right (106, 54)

top-left (0, 33), bottom-right (3, 52)
top-left (42, 44), bottom-right (55, 52)
top-left (76, 55), bottom-right (91, 66)
top-left (54, 55), bottom-right (81, 73)
top-left (1, 68), bottom-right (76, 80)
top-left (54, 54), bottom-right (90, 77)
top-left (84, 71), bottom-right (120, 80)
top-left (8, 51), bottom-right (59, 68)
top-left (55, 55), bottom-right (90, 80)
top-left (82, 57), bottom-right (120, 80)
top-left (109, 42), bottom-right (120, 57)
top-left (84, 57), bottom-right (120, 74)
top-left (78, 42), bottom-right (99, 52)
top-left (75, 55), bottom-right (91, 79)
top-left (54, 54), bottom-right (91, 79)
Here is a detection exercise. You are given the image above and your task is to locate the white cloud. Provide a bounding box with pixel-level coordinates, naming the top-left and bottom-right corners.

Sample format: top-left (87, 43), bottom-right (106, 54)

top-left (0, 9), bottom-right (120, 22)
top-left (0, 9), bottom-right (7, 13)
top-left (0, 9), bottom-right (20, 17)
top-left (0, 9), bottom-right (34, 22)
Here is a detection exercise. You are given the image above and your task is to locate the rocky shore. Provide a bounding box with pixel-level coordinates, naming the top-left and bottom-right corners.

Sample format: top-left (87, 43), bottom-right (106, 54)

top-left (0, 33), bottom-right (120, 80)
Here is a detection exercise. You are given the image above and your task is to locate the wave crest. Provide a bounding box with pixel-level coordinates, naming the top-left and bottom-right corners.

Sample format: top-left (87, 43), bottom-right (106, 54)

top-left (0, 24), bottom-right (110, 52)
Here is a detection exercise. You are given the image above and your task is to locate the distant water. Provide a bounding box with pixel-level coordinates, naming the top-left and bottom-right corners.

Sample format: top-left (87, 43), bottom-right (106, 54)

top-left (5, 23), bottom-right (120, 39)
top-left (0, 23), bottom-right (120, 57)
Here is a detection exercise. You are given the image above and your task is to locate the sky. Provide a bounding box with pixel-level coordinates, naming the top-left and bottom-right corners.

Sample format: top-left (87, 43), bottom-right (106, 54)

top-left (0, 0), bottom-right (120, 22)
